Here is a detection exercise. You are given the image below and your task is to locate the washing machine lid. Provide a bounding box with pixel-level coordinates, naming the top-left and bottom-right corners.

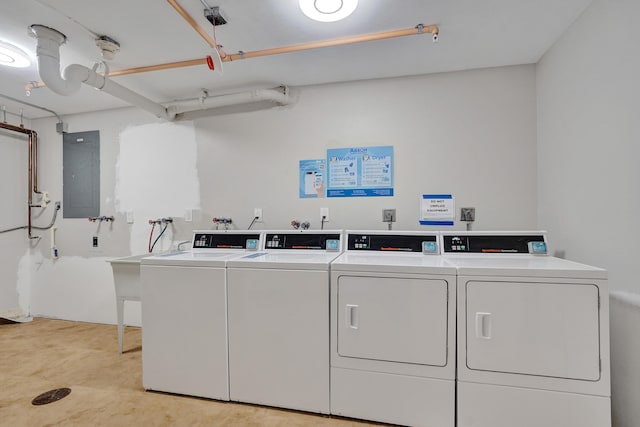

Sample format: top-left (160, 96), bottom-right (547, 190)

top-left (332, 252), bottom-right (455, 274)
top-left (227, 230), bottom-right (343, 270)
top-left (331, 230), bottom-right (454, 274)
top-left (227, 251), bottom-right (342, 270)
top-left (440, 231), bottom-right (606, 279)
top-left (141, 230), bottom-right (263, 267)
top-left (108, 253), bottom-right (150, 265)
top-left (450, 256), bottom-right (607, 279)
top-left (141, 250), bottom-right (248, 267)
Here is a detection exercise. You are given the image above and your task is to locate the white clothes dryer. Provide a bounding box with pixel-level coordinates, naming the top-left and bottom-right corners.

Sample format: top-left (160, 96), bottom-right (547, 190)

top-left (140, 230), bottom-right (261, 400)
top-left (225, 230), bottom-right (343, 414)
top-left (330, 231), bottom-right (456, 427)
top-left (442, 231), bottom-right (611, 427)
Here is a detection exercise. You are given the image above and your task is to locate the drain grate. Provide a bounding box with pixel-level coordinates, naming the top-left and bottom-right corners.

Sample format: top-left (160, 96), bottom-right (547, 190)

top-left (31, 388), bottom-right (71, 406)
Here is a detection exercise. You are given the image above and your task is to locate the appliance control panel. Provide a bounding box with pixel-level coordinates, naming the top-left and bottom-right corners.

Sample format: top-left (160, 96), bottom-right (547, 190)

top-left (193, 232), bottom-right (261, 250)
top-left (442, 234), bottom-right (546, 254)
top-left (347, 233), bottom-right (439, 254)
top-left (264, 233), bottom-right (341, 251)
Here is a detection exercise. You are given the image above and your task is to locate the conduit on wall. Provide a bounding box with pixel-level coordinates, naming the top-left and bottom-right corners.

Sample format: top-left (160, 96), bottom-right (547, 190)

top-left (0, 92), bottom-right (66, 133)
top-left (28, 25), bottom-right (293, 121)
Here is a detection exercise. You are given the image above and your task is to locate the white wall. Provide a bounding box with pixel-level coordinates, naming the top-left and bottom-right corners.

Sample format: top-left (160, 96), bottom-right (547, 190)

top-left (537, 0), bottom-right (640, 289)
top-left (197, 65), bottom-right (537, 232)
top-left (536, 1), bottom-right (640, 426)
top-left (13, 64), bottom-right (537, 325)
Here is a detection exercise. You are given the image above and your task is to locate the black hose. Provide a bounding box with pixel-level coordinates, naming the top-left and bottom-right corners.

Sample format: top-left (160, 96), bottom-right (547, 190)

top-left (150, 223), bottom-right (169, 252)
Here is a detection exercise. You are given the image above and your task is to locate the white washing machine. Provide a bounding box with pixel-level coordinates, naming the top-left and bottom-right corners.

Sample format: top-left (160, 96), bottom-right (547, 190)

top-left (225, 230), bottom-right (343, 414)
top-left (442, 231), bottom-right (611, 427)
top-left (140, 230), bottom-right (261, 400)
top-left (330, 231), bottom-right (456, 426)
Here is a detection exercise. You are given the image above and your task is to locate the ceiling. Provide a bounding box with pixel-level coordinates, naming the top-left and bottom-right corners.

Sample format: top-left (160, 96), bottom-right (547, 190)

top-left (0, 0), bottom-right (592, 120)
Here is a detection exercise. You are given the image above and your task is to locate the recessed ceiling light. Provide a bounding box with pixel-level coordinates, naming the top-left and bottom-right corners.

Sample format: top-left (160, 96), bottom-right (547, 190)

top-left (0, 41), bottom-right (31, 68)
top-left (299, 0), bottom-right (358, 22)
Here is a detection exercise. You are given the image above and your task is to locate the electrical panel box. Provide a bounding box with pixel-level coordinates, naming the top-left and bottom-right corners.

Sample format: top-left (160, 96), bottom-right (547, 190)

top-left (63, 131), bottom-right (100, 218)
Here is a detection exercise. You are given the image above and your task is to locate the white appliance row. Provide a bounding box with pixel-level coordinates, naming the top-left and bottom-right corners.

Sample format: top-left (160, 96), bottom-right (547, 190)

top-left (137, 229), bottom-right (611, 427)
top-left (140, 229), bottom-right (343, 414)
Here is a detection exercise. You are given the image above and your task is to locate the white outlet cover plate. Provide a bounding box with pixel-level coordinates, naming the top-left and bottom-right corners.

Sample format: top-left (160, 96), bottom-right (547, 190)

top-left (320, 207), bottom-right (329, 222)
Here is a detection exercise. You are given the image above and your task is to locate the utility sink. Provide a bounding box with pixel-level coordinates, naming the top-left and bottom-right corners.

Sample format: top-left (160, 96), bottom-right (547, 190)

top-left (109, 254), bottom-right (149, 353)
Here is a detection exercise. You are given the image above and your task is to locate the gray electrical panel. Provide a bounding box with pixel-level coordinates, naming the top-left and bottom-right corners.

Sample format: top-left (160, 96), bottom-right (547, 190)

top-left (63, 131), bottom-right (100, 218)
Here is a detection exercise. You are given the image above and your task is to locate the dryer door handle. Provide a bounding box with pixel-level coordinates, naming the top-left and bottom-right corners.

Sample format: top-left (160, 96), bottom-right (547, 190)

top-left (346, 304), bottom-right (359, 330)
top-left (475, 312), bottom-right (492, 339)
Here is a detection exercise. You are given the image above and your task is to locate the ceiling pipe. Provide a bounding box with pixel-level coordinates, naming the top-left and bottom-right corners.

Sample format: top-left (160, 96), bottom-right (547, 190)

top-left (166, 0), bottom-right (438, 62)
top-left (222, 25), bottom-right (439, 61)
top-left (29, 25), bottom-right (174, 120)
top-left (171, 87), bottom-right (291, 118)
top-left (167, 0), bottom-right (217, 49)
top-left (24, 20), bottom-right (439, 92)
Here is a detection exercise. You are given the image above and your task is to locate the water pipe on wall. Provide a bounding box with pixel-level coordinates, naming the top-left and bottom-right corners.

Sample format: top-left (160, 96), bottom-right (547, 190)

top-left (212, 217), bottom-right (232, 230)
top-left (0, 119), bottom-right (56, 239)
top-left (148, 218), bottom-right (173, 252)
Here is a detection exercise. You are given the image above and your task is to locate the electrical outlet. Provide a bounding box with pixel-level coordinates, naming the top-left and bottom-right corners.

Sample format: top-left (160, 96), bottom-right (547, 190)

top-left (254, 208), bottom-right (263, 222)
top-left (92, 236), bottom-right (99, 247)
top-left (184, 209), bottom-right (192, 222)
top-left (126, 211), bottom-right (134, 224)
top-left (382, 209), bottom-right (396, 223)
top-left (320, 207), bottom-right (329, 223)
top-left (460, 207), bottom-right (476, 222)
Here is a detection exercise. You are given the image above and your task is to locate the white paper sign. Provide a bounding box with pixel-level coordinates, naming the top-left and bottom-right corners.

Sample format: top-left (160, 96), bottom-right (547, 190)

top-left (420, 194), bottom-right (455, 226)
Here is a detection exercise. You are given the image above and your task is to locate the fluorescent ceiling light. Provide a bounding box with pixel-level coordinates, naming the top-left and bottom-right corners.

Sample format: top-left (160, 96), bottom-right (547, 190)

top-left (0, 41), bottom-right (31, 68)
top-left (299, 0), bottom-right (358, 22)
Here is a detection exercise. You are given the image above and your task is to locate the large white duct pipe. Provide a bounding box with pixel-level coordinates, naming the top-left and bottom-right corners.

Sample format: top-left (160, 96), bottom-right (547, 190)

top-left (29, 25), bottom-right (173, 120)
top-left (171, 87), bottom-right (291, 118)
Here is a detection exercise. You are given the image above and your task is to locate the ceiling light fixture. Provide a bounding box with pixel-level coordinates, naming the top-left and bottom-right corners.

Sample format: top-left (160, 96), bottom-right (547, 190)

top-left (0, 41), bottom-right (31, 68)
top-left (299, 0), bottom-right (358, 22)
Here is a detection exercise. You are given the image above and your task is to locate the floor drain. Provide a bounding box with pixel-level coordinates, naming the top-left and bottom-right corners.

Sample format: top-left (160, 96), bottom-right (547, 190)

top-left (31, 388), bottom-right (71, 406)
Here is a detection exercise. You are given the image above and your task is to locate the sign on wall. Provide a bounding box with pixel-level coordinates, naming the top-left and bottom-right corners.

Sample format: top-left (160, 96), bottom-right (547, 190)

top-left (326, 146), bottom-right (393, 198)
top-left (420, 194), bottom-right (455, 226)
top-left (299, 159), bottom-right (326, 198)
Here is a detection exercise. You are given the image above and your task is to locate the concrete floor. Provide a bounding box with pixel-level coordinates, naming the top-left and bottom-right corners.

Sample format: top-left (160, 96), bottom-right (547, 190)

top-left (0, 318), bottom-right (380, 426)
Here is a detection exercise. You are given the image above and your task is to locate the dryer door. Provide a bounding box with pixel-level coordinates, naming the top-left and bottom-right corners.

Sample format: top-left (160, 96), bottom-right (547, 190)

top-left (337, 275), bottom-right (449, 366)
top-left (465, 280), bottom-right (601, 380)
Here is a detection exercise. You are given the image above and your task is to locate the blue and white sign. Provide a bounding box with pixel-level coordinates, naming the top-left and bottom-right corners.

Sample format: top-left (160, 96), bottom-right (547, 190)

top-left (326, 146), bottom-right (393, 198)
top-left (299, 159), bottom-right (326, 198)
top-left (420, 194), bottom-right (455, 226)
